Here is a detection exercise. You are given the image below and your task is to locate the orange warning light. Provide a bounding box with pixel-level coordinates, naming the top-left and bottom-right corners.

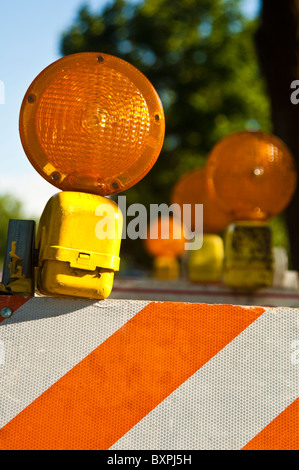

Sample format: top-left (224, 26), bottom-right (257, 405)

top-left (144, 216), bottom-right (186, 258)
top-left (171, 167), bottom-right (232, 234)
top-left (205, 131), bottom-right (297, 221)
top-left (19, 52), bottom-right (165, 196)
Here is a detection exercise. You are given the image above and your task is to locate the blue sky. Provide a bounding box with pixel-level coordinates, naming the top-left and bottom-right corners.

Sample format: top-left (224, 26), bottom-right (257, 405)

top-left (0, 0), bottom-right (261, 217)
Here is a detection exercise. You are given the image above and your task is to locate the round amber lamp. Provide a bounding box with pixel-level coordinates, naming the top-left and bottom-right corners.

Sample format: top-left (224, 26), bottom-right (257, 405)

top-left (19, 52), bottom-right (165, 196)
top-left (205, 131), bottom-right (297, 221)
top-left (144, 216), bottom-right (186, 258)
top-left (171, 167), bottom-right (232, 233)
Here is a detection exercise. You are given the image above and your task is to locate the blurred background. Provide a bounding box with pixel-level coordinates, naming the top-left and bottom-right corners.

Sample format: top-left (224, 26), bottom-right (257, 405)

top-left (1, 0), bottom-right (298, 275)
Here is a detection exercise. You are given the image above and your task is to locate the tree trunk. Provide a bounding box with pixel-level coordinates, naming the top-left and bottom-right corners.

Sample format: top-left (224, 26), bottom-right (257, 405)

top-left (255, 0), bottom-right (299, 270)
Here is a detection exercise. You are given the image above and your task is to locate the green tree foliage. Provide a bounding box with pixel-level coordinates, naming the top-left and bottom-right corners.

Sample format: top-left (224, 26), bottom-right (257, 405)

top-left (61, 0), bottom-right (271, 206)
top-left (60, 0), bottom-right (272, 268)
top-left (0, 194), bottom-right (24, 264)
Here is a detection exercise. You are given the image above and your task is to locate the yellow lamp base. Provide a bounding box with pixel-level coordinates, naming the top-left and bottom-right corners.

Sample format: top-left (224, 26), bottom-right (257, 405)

top-left (153, 256), bottom-right (180, 280)
top-left (36, 191), bottom-right (122, 300)
top-left (223, 221), bottom-right (273, 290)
top-left (187, 234), bottom-right (224, 283)
top-left (37, 260), bottom-right (115, 300)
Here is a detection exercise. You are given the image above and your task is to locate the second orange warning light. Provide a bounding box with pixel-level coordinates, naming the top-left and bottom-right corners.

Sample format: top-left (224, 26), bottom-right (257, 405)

top-left (205, 130), bottom-right (297, 221)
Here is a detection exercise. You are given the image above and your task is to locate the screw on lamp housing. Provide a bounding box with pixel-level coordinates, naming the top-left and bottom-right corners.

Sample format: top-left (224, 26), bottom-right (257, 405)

top-left (0, 307), bottom-right (13, 319)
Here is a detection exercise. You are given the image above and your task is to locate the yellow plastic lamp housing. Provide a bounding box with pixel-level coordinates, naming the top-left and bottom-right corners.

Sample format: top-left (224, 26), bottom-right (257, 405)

top-left (36, 191), bottom-right (123, 299)
top-left (144, 216), bottom-right (186, 258)
top-left (223, 221), bottom-right (273, 290)
top-left (171, 167), bottom-right (232, 233)
top-left (205, 131), bottom-right (297, 221)
top-left (19, 53), bottom-right (165, 196)
top-left (188, 234), bottom-right (224, 283)
top-left (152, 256), bottom-right (180, 281)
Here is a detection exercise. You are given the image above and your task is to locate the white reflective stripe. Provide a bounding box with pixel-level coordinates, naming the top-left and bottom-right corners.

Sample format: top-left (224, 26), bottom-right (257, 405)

top-left (0, 341), bottom-right (4, 365)
top-left (111, 307), bottom-right (299, 450)
top-left (0, 298), bottom-right (149, 428)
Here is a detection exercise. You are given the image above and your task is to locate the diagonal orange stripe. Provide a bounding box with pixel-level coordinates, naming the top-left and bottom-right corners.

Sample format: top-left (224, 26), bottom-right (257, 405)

top-left (0, 302), bottom-right (264, 450)
top-left (242, 397), bottom-right (299, 450)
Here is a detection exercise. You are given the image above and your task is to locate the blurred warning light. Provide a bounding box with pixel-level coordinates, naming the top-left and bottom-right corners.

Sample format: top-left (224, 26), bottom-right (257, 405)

top-left (205, 130), bottom-right (297, 221)
top-left (19, 52), bottom-right (165, 196)
top-left (171, 166), bottom-right (232, 234)
top-left (144, 216), bottom-right (186, 258)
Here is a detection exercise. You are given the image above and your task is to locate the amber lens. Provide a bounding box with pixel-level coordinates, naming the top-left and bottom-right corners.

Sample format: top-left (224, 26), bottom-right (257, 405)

top-left (19, 53), bottom-right (165, 195)
top-left (205, 131), bottom-right (297, 221)
top-left (171, 167), bottom-right (232, 233)
top-left (145, 217), bottom-right (186, 258)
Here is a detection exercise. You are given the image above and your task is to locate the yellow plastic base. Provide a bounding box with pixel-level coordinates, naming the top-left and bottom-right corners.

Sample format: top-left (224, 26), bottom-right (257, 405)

top-left (38, 260), bottom-right (115, 300)
top-left (223, 221), bottom-right (273, 290)
top-left (153, 256), bottom-right (180, 280)
top-left (36, 191), bottom-right (122, 300)
top-left (188, 234), bottom-right (224, 283)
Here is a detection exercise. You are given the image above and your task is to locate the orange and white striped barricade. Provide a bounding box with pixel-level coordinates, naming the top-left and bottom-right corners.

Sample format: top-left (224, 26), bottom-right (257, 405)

top-left (0, 296), bottom-right (298, 450)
